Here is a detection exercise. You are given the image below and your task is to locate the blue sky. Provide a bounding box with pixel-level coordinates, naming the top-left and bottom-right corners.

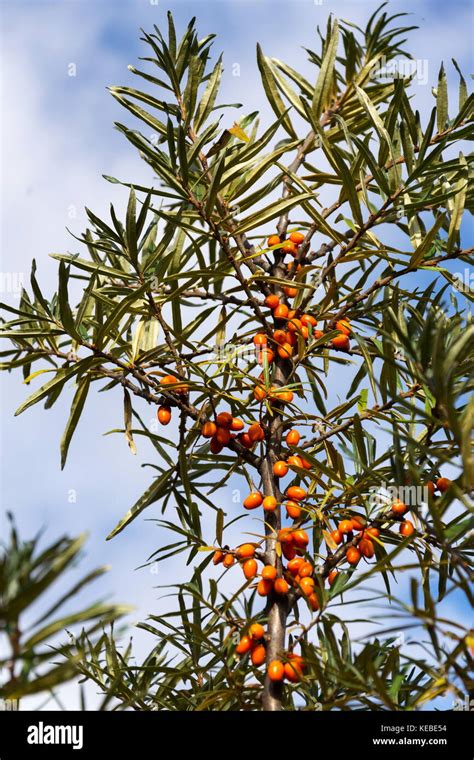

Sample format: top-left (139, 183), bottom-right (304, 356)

top-left (0, 0), bottom-right (472, 709)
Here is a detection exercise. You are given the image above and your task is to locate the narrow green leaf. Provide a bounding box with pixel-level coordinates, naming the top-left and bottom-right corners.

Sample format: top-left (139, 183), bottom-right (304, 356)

top-left (311, 18), bottom-right (339, 119)
top-left (60, 376), bottom-right (91, 469)
top-left (107, 470), bottom-right (174, 539)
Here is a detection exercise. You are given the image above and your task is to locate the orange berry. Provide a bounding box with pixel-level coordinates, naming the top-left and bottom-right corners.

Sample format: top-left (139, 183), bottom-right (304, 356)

top-left (365, 527), bottom-right (380, 539)
top-left (400, 520), bottom-right (415, 537)
top-left (277, 343), bottom-right (293, 360)
top-left (289, 231), bottom-right (305, 245)
top-left (338, 519), bottom-right (353, 534)
top-left (426, 480), bottom-right (436, 496)
top-left (261, 565), bottom-right (277, 581)
top-left (249, 623), bottom-right (265, 640)
top-left (258, 348), bottom-right (275, 365)
top-left (267, 235), bottom-right (281, 247)
top-left (281, 240), bottom-right (298, 255)
top-left (216, 411), bottom-right (233, 428)
top-left (265, 294), bottom-right (280, 309)
top-left (346, 547), bottom-right (361, 566)
top-left (328, 569), bottom-right (339, 586)
top-left (301, 326), bottom-right (309, 340)
top-left (285, 429), bottom-right (300, 446)
top-left (299, 576), bottom-right (315, 595)
top-left (253, 333), bottom-right (268, 346)
top-left (284, 660), bottom-right (303, 681)
top-left (202, 421), bottom-right (217, 438)
top-left (287, 455), bottom-right (303, 469)
top-left (248, 422), bottom-right (265, 442)
top-left (263, 495), bottom-right (278, 512)
top-left (243, 491), bottom-right (263, 510)
top-left (275, 390), bottom-right (294, 403)
top-left (292, 529), bottom-right (309, 549)
top-left (274, 578), bottom-right (289, 595)
top-left (273, 329), bottom-right (288, 345)
top-left (223, 553), bottom-right (235, 568)
top-left (230, 417), bottom-right (245, 431)
top-left (359, 538), bottom-right (375, 558)
top-left (251, 644), bottom-right (266, 666)
top-left (157, 405), bottom-right (172, 425)
top-left (307, 592), bottom-right (320, 612)
top-left (215, 426), bottom-right (231, 445)
top-left (278, 528), bottom-right (294, 545)
top-left (284, 286), bottom-right (298, 298)
top-left (267, 660), bottom-right (285, 682)
top-left (253, 385), bottom-right (267, 402)
top-left (238, 432), bottom-right (253, 448)
top-left (274, 304), bottom-right (289, 320)
top-left (235, 635), bottom-right (252, 655)
top-left (301, 314), bottom-right (317, 328)
top-left (300, 456), bottom-right (312, 470)
top-left (330, 529), bottom-right (343, 545)
top-left (285, 330), bottom-right (297, 346)
top-left (236, 544), bottom-right (256, 560)
top-left (160, 374), bottom-right (178, 385)
top-left (243, 558), bottom-right (258, 579)
top-left (313, 329), bottom-right (324, 340)
top-left (299, 561), bottom-right (313, 578)
top-left (350, 516), bottom-right (366, 531)
top-left (210, 437), bottom-right (224, 454)
top-left (437, 477), bottom-right (451, 493)
top-left (336, 319), bottom-right (351, 335)
top-left (286, 486), bottom-right (307, 501)
top-left (160, 375), bottom-right (188, 392)
top-left (212, 549), bottom-right (224, 565)
top-left (273, 460), bottom-right (289, 478)
top-left (331, 334), bottom-right (350, 351)
top-left (257, 578), bottom-right (273, 596)
top-left (287, 557), bottom-right (304, 575)
top-left (286, 500), bottom-right (302, 519)
top-left (391, 500), bottom-right (407, 516)
top-left (282, 543), bottom-right (296, 560)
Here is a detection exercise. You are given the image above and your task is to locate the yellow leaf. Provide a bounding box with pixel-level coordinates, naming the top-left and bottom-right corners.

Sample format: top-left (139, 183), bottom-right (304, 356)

top-left (229, 122), bottom-right (250, 142)
top-left (23, 368), bottom-right (55, 385)
top-left (323, 529), bottom-right (338, 551)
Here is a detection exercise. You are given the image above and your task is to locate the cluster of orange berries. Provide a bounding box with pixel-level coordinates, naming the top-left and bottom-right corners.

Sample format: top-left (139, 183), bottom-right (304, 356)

top-left (200, 411), bottom-right (268, 454)
top-left (327, 500), bottom-right (419, 569)
top-left (156, 374), bottom-right (189, 426)
top-left (213, 529), bottom-right (319, 607)
top-left (328, 515), bottom-right (379, 566)
top-left (235, 624), bottom-right (306, 682)
top-left (253, 314), bottom-right (322, 367)
top-left (254, 308), bottom-right (351, 362)
top-left (267, 230), bottom-right (306, 257)
top-left (200, 411), bottom-right (245, 454)
top-left (235, 623), bottom-right (267, 666)
top-left (261, 232), bottom-right (352, 353)
top-left (243, 482), bottom-right (308, 520)
top-left (267, 654), bottom-right (306, 683)
top-left (253, 379), bottom-right (294, 404)
top-left (213, 542), bottom-right (259, 576)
